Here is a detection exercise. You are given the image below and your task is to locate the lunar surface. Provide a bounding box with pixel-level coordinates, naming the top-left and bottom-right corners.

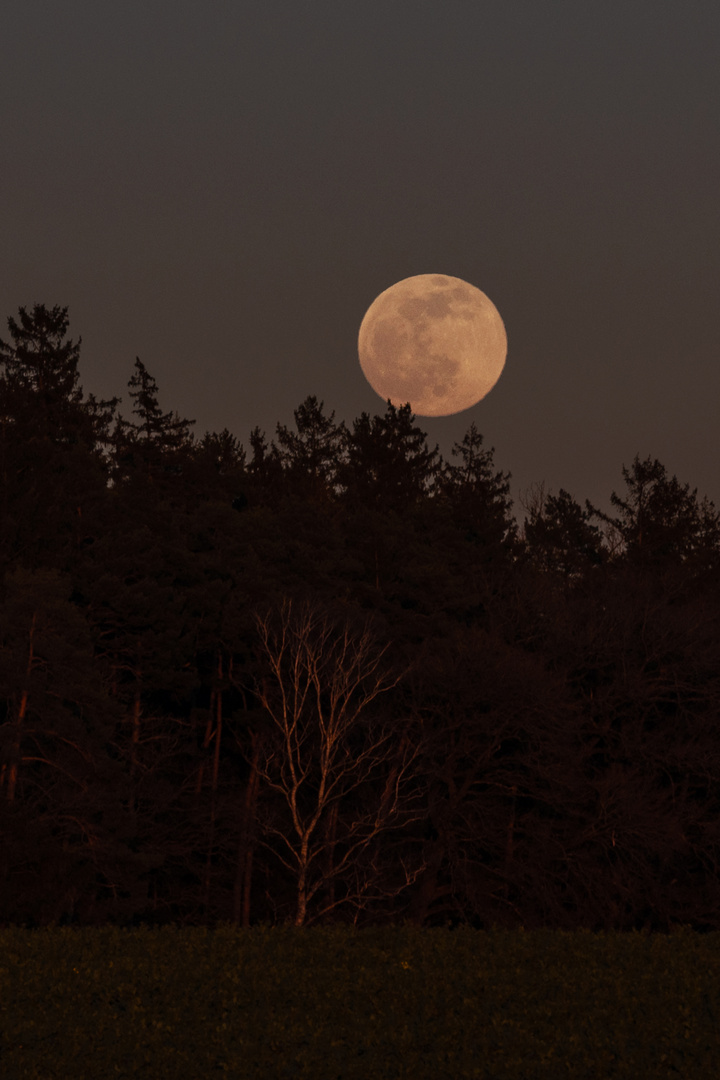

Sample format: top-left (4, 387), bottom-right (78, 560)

top-left (358, 274), bottom-right (507, 416)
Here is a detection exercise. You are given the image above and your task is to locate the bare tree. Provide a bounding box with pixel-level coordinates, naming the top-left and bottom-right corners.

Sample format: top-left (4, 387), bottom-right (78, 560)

top-left (252, 599), bottom-right (423, 926)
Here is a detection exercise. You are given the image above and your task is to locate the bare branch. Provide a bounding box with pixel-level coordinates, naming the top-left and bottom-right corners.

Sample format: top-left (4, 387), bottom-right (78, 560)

top-left (252, 599), bottom-right (418, 925)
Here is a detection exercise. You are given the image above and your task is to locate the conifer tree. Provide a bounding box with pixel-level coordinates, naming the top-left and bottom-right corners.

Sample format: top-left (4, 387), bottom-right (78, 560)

top-left (0, 304), bottom-right (118, 449)
top-left (589, 455), bottom-right (720, 570)
top-left (0, 304), bottom-right (82, 409)
top-left (524, 487), bottom-right (604, 577)
top-left (112, 358), bottom-right (195, 483)
top-left (245, 426), bottom-right (283, 503)
top-left (440, 423), bottom-right (515, 553)
top-left (274, 396), bottom-right (346, 501)
top-left (0, 305), bottom-right (117, 567)
top-left (340, 402), bottom-right (440, 510)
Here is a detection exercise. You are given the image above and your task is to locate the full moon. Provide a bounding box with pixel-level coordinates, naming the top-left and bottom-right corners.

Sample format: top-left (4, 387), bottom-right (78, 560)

top-left (358, 274), bottom-right (507, 416)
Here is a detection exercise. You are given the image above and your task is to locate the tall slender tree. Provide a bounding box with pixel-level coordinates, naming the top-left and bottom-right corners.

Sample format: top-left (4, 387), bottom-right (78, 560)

top-left (440, 423), bottom-right (516, 554)
top-left (274, 396), bottom-right (346, 502)
top-left (0, 305), bottom-right (117, 568)
top-left (112, 358), bottom-right (195, 484)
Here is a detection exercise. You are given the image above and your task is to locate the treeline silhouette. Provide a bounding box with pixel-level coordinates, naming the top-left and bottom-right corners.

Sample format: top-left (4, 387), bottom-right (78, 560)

top-left (2, 304), bottom-right (720, 930)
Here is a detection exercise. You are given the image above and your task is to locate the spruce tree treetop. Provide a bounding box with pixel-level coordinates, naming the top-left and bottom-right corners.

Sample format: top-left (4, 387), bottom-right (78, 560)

top-left (0, 304), bottom-right (119, 567)
top-left (0, 304), bottom-right (81, 401)
top-left (524, 487), bottom-right (604, 577)
top-left (440, 423), bottom-right (516, 555)
top-left (340, 402), bottom-right (440, 511)
top-left (112, 358), bottom-right (195, 483)
top-left (0, 304), bottom-right (118, 450)
top-left (589, 455), bottom-right (720, 570)
top-left (127, 358), bottom-right (195, 452)
top-left (274, 396), bottom-right (346, 500)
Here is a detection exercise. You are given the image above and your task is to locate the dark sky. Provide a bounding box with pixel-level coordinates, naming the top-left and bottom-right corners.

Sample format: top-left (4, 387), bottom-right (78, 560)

top-left (3, 0), bottom-right (719, 511)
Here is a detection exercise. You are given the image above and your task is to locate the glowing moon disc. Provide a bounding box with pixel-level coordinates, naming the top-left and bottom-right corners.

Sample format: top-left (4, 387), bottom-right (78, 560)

top-left (358, 274), bottom-right (507, 416)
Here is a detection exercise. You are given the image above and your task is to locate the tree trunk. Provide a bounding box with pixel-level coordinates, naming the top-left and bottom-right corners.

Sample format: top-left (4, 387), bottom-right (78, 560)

top-left (295, 840), bottom-right (310, 926)
top-left (408, 837), bottom-right (447, 925)
top-left (130, 677), bottom-right (141, 781)
top-left (503, 784), bottom-right (517, 899)
top-left (3, 612), bottom-right (35, 803)
top-left (322, 801), bottom-right (339, 915)
top-left (203, 654), bottom-right (224, 916)
top-left (233, 731), bottom-right (261, 925)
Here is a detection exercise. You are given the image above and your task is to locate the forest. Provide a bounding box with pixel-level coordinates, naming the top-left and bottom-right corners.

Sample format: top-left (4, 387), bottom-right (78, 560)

top-left (1, 303), bottom-right (720, 932)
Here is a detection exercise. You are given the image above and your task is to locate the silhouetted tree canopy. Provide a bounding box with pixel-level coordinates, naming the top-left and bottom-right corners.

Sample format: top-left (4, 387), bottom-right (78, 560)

top-left (1, 303), bottom-right (720, 932)
top-left (588, 455), bottom-right (720, 572)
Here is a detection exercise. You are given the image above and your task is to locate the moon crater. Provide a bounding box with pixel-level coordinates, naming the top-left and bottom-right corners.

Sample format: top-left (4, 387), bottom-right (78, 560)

top-left (358, 274), bottom-right (507, 416)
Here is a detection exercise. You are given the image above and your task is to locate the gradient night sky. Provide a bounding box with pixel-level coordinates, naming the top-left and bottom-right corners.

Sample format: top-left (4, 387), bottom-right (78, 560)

top-left (3, 1), bottom-right (719, 511)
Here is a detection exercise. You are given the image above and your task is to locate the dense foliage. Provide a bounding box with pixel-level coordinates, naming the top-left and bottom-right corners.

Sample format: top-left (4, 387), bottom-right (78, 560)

top-left (2, 304), bottom-right (720, 931)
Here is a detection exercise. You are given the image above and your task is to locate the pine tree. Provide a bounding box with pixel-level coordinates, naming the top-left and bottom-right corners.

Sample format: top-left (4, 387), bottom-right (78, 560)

top-left (339, 402), bottom-right (440, 511)
top-left (274, 396), bottom-right (346, 502)
top-left (524, 487), bottom-right (604, 577)
top-left (0, 305), bottom-right (118, 568)
top-left (0, 304), bottom-right (81, 409)
top-left (589, 455), bottom-right (720, 570)
top-left (0, 304), bottom-right (118, 449)
top-left (440, 423), bottom-right (516, 555)
top-left (112, 358), bottom-right (195, 484)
